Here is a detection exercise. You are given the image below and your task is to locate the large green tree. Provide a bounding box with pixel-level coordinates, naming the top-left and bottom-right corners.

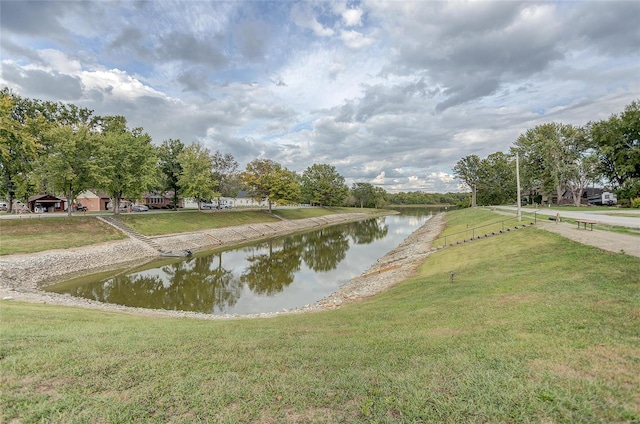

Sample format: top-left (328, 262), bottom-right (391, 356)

top-left (157, 139), bottom-right (185, 210)
top-left (177, 143), bottom-right (217, 211)
top-left (34, 125), bottom-right (101, 216)
top-left (1, 90), bottom-right (102, 212)
top-left (453, 155), bottom-right (481, 207)
top-left (588, 100), bottom-right (640, 201)
top-left (301, 163), bottom-right (349, 207)
top-left (512, 122), bottom-right (584, 205)
top-left (477, 152), bottom-right (516, 206)
top-left (241, 159), bottom-right (300, 212)
top-left (98, 116), bottom-right (159, 214)
top-left (350, 182), bottom-right (377, 208)
top-left (211, 150), bottom-right (240, 206)
top-left (0, 91), bottom-right (42, 212)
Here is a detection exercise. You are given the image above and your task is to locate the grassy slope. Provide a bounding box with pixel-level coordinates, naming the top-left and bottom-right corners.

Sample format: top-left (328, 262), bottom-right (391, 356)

top-left (1, 209), bottom-right (639, 423)
top-left (118, 210), bottom-right (282, 236)
top-left (0, 217), bottom-right (126, 255)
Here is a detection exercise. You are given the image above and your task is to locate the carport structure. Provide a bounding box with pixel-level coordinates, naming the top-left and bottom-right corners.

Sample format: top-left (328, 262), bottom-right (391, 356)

top-left (28, 194), bottom-right (66, 213)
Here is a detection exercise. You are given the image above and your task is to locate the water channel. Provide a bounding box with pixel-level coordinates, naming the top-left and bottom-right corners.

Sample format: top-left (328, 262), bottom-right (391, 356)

top-left (46, 209), bottom-right (438, 315)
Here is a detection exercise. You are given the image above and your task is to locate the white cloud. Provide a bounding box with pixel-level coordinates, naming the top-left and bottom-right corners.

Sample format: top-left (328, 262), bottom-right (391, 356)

top-left (342, 8), bottom-right (363, 27)
top-left (290, 3), bottom-right (334, 37)
top-left (36, 49), bottom-right (82, 74)
top-left (340, 30), bottom-right (375, 50)
top-left (371, 171), bottom-right (386, 184)
top-left (80, 68), bottom-right (168, 101)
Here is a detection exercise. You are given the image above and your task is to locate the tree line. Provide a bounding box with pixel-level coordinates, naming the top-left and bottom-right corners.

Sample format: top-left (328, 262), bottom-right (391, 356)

top-left (1, 88), bottom-right (459, 215)
top-left (453, 101), bottom-right (640, 207)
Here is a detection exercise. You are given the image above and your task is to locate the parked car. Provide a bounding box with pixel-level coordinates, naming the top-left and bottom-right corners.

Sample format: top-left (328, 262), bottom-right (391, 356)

top-left (131, 205), bottom-right (149, 212)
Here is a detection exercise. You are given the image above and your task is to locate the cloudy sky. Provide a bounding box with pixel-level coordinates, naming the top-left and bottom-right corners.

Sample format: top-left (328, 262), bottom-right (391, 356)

top-left (1, 1), bottom-right (638, 192)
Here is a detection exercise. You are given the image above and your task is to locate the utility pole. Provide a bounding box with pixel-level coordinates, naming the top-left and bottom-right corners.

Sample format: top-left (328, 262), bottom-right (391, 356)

top-left (516, 152), bottom-right (522, 222)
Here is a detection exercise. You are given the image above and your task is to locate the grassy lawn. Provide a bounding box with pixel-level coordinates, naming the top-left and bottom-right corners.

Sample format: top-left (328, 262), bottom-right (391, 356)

top-left (271, 207), bottom-right (337, 220)
top-left (119, 208), bottom-right (382, 236)
top-left (0, 217), bottom-right (126, 255)
top-left (118, 210), bottom-right (283, 236)
top-left (272, 206), bottom-right (379, 220)
top-left (431, 207), bottom-right (533, 246)
top-left (2, 209), bottom-right (639, 423)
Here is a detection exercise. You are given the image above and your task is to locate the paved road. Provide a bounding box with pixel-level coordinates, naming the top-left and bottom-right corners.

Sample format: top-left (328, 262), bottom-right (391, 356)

top-left (494, 206), bottom-right (640, 229)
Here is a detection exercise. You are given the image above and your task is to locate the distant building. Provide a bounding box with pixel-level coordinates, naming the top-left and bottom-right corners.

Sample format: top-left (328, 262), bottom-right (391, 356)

top-left (28, 194), bottom-right (66, 213)
top-left (184, 196), bottom-right (236, 209)
top-left (234, 190), bottom-right (268, 208)
top-left (143, 191), bottom-right (183, 209)
top-left (76, 190), bottom-right (110, 211)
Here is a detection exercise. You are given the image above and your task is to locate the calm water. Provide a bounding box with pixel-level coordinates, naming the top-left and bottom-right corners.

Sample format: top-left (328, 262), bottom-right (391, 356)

top-left (46, 209), bottom-right (437, 315)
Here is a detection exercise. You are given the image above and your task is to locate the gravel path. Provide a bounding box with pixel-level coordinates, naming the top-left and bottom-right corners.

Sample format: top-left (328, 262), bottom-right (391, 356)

top-left (535, 219), bottom-right (640, 258)
top-left (0, 213), bottom-right (445, 319)
top-left (491, 207), bottom-right (640, 258)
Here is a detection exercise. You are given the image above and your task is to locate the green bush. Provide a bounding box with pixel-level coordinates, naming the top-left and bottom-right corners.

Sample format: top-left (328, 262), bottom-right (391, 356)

top-left (631, 197), bottom-right (640, 208)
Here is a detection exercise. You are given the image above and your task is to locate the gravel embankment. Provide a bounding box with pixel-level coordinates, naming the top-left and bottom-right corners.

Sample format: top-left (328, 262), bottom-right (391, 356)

top-left (0, 213), bottom-right (444, 319)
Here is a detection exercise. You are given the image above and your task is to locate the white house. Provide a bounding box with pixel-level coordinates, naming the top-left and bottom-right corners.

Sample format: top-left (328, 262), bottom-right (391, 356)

top-left (183, 196), bottom-right (237, 209)
top-left (234, 190), bottom-right (269, 208)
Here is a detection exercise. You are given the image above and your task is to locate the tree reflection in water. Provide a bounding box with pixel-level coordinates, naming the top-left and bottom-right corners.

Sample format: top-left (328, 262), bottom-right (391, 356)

top-left (240, 238), bottom-right (303, 295)
top-left (48, 214), bottom-right (424, 314)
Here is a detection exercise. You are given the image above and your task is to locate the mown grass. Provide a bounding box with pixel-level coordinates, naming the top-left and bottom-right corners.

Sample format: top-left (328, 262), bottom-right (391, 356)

top-left (2, 209), bottom-right (639, 423)
top-left (431, 207), bottom-right (531, 247)
top-left (271, 207), bottom-right (337, 220)
top-left (0, 217), bottom-right (126, 255)
top-left (119, 208), bottom-right (379, 236)
top-left (272, 207), bottom-right (379, 220)
top-left (118, 210), bottom-right (283, 236)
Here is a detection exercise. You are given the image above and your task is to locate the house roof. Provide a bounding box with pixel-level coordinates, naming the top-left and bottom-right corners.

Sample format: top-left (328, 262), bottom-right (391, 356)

top-left (28, 194), bottom-right (65, 202)
top-left (77, 190), bottom-right (111, 199)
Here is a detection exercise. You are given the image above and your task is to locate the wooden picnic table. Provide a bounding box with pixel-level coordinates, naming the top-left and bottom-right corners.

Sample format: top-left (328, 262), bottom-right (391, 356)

top-left (576, 219), bottom-right (597, 231)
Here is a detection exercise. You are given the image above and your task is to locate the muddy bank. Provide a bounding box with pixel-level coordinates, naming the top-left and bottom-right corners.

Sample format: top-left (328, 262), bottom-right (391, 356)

top-left (0, 213), bottom-right (444, 319)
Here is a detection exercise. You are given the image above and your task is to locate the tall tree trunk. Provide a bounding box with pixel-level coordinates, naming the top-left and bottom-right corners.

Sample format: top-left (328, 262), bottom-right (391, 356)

top-left (6, 176), bottom-right (15, 214)
top-left (113, 192), bottom-right (122, 215)
top-left (556, 184), bottom-right (563, 206)
top-left (67, 184), bottom-right (73, 217)
top-left (471, 184), bottom-right (477, 207)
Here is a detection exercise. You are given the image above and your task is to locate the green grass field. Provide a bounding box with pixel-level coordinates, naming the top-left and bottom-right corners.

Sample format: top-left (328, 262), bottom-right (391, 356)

top-left (0, 217), bottom-right (126, 255)
top-left (2, 208), bottom-right (639, 423)
top-left (118, 210), bottom-right (282, 236)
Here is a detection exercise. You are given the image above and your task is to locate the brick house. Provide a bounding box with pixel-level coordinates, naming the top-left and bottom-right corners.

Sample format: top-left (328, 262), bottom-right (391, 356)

top-left (76, 190), bottom-right (111, 211)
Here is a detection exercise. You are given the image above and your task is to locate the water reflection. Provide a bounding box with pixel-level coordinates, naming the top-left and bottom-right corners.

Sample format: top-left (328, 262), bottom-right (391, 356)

top-left (47, 213), bottom-right (427, 315)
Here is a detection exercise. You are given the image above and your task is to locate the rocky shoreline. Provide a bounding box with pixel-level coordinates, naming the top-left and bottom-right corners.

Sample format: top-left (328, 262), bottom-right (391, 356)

top-left (0, 212), bottom-right (444, 319)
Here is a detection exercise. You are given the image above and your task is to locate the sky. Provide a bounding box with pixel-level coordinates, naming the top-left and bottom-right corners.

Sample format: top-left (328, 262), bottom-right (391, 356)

top-left (1, 1), bottom-right (639, 193)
